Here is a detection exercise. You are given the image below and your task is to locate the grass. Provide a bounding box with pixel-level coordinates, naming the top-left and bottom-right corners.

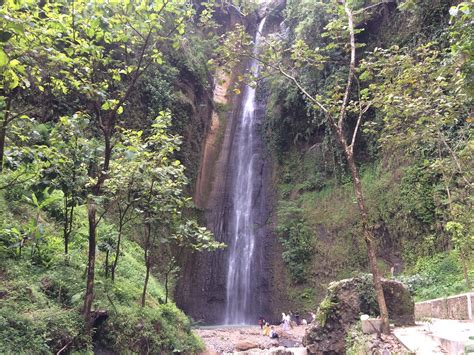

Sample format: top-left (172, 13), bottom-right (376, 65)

top-left (0, 191), bottom-right (203, 354)
top-left (274, 149), bottom-right (473, 309)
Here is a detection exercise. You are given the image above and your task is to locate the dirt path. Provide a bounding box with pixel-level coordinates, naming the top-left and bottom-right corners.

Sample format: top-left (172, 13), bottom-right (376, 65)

top-left (194, 324), bottom-right (308, 354)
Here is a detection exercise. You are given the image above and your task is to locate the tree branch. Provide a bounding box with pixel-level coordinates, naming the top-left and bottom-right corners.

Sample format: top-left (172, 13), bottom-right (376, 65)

top-left (338, 2), bottom-right (356, 131)
top-left (353, 0), bottom-right (395, 15)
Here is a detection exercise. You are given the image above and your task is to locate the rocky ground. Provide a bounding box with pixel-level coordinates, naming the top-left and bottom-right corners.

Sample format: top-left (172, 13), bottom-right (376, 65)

top-left (196, 323), bottom-right (410, 354)
top-left (346, 330), bottom-right (411, 354)
top-left (195, 324), bottom-right (308, 354)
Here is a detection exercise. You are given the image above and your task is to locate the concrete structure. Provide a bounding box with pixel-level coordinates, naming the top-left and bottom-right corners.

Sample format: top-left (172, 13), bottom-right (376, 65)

top-left (394, 319), bottom-right (474, 354)
top-left (415, 292), bottom-right (473, 320)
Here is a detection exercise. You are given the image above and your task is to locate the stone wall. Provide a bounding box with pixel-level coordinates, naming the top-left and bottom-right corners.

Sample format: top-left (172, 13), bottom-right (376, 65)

top-left (415, 293), bottom-right (473, 320)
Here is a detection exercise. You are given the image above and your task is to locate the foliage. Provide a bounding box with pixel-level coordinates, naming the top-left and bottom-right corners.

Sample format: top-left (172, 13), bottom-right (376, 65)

top-left (0, 0), bottom-right (223, 352)
top-left (277, 216), bottom-right (314, 284)
top-left (0, 215), bottom-right (204, 353)
top-left (252, 0), bottom-right (474, 316)
top-left (355, 274), bottom-right (379, 316)
top-left (97, 305), bottom-right (203, 353)
top-left (345, 322), bottom-right (368, 355)
top-left (0, 306), bottom-right (85, 354)
top-left (446, 221), bottom-right (473, 259)
top-left (316, 295), bottom-right (337, 327)
top-left (398, 251), bottom-right (472, 301)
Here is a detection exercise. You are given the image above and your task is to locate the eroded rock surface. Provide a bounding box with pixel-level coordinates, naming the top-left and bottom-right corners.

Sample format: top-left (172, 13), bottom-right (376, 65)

top-left (303, 276), bottom-right (414, 354)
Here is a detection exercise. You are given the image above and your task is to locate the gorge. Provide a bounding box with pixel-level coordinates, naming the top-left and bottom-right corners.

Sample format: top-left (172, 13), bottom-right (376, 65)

top-left (0, 0), bottom-right (471, 353)
top-left (176, 13), bottom-right (276, 325)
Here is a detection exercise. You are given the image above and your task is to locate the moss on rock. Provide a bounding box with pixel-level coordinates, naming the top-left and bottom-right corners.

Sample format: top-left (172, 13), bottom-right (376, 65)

top-left (303, 276), bottom-right (414, 354)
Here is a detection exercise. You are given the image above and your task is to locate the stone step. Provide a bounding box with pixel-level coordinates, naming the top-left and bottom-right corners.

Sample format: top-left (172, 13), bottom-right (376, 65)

top-left (426, 333), bottom-right (463, 354)
top-left (393, 326), bottom-right (447, 354)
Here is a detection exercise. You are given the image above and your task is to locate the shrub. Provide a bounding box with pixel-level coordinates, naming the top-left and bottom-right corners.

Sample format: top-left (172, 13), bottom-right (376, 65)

top-left (97, 305), bottom-right (203, 353)
top-left (0, 307), bottom-right (85, 354)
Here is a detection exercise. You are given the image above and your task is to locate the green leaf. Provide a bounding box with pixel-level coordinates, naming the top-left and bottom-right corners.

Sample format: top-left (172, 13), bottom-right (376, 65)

top-left (0, 47), bottom-right (9, 67)
top-left (31, 193), bottom-right (39, 207)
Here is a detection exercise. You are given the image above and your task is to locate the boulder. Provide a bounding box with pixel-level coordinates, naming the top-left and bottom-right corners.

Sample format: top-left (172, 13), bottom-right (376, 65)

top-left (303, 276), bottom-right (414, 354)
top-left (235, 340), bottom-right (260, 351)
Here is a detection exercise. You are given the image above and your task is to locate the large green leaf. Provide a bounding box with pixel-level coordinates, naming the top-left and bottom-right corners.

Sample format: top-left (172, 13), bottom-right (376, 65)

top-left (0, 47), bottom-right (9, 67)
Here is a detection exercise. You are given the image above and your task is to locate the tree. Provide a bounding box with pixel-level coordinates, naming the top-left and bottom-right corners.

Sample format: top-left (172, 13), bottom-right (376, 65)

top-left (47, 115), bottom-right (90, 255)
top-left (0, 1), bottom-right (39, 172)
top-left (105, 128), bottom-right (144, 281)
top-left (360, 2), bottom-right (472, 278)
top-left (20, 0), bottom-right (195, 327)
top-left (446, 221), bottom-right (473, 289)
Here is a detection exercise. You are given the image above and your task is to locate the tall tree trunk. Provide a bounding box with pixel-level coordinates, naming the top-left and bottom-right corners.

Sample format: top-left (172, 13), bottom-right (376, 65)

top-left (83, 125), bottom-right (113, 328)
top-left (141, 216), bottom-right (152, 308)
top-left (338, 131), bottom-right (390, 334)
top-left (0, 123), bottom-right (6, 173)
top-left (141, 256), bottom-right (151, 308)
top-left (0, 95), bottom-right (13, 173)
top-left (141, 182), bottom-right (155, 307)
top-left (105, 249), bottom-right (109, 279)
top-left (111, 223), bottom-right (122, 282)
top-left (165, 271), bottom-right (169, 304)
top-left (64, 196), bottom-right (69, 255)
top-left (83, 200), bottom-right (97, 328)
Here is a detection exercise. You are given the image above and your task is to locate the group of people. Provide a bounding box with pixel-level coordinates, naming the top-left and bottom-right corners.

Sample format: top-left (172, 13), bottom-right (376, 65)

top-left (257, 312), bottom-right (300, 340)
top-left (259, 320), bottom-right (279, 339)
top-left (258, 317), bottom-right (278, 339)
top-left (258, 311), bottom-right (317, 339)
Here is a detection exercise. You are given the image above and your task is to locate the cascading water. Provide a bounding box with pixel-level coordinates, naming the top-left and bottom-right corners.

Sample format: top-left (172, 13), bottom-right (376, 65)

top-left (224, 17), bottom-right (267, 325)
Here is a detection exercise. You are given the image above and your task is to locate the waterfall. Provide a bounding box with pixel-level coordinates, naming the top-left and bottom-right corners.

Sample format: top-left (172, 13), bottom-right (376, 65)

top-left (224, 17), bottom-right (267, 325)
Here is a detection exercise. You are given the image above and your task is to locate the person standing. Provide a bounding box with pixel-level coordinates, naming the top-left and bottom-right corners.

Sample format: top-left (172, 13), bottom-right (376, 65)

top-left (282, 313), bottom-right (289, 332)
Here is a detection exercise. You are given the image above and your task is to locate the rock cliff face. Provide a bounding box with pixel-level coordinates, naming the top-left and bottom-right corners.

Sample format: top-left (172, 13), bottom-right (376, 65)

top-left (175, 13), bottom-right (276, 324)
top-left (175, 1), bottom-right (293, 325)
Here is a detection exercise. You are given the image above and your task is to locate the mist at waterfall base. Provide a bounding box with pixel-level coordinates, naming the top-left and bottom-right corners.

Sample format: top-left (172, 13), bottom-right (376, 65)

top-left (224, 17), bottom-right (267, 325)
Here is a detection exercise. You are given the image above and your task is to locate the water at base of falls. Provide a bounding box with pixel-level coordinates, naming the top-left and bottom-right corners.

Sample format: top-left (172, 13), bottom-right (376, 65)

top-left (224, 17), bottom-right (267, 325)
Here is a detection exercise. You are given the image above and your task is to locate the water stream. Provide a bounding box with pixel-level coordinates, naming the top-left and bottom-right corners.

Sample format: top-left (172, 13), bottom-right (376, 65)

top-left (224, 17), bottom-right (267, 325)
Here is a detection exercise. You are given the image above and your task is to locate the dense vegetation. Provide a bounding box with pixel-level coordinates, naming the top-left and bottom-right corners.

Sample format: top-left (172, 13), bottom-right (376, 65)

top-left (257, 0), bottom-right (473, 312)
top-left (0, 0), bottom-right (472, 351)
top-left (0, 0), bottom-right (228, 352)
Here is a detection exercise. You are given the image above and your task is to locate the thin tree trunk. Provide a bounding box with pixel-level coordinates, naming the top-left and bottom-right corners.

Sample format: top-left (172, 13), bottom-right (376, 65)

top-left (0, 95), bottom-right (12, 173)
top-left (64, 195), bottom-right (69, 255)
top-left (105, 249), bottom-right (109, 279)
top-left (111, 222), bottom-right (122, 282)
top-left (141, 220), bottom-right (151, 307)
top-left (141, 257), bottom-right (151, 307)
top-left (112, 203), bottom-right (130, 282)
top-left (68, 203), bottom-right (74, 251)
top-left (165, 271), bottom-right (169, 304)
top-left (83, 200), bottom-right (97, 329)
top-left (339, 131), bottom-right (390, 334)
top-left (0, 123), bottom-right (6, 173)
top-left (141, 181), bottom-right (155, 307)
